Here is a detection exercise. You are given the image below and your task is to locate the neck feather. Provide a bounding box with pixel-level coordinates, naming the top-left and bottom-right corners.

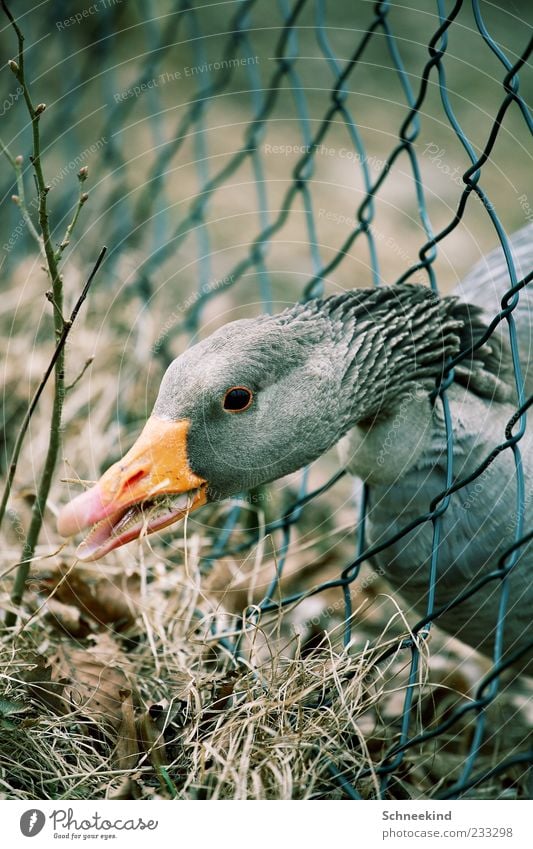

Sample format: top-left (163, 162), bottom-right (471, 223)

top-left (312, 285), bottom-right (513, 433)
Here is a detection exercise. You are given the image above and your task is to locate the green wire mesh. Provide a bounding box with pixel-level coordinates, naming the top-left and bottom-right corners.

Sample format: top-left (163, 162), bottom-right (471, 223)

top-left (1, 0), bottom-right (532, 799)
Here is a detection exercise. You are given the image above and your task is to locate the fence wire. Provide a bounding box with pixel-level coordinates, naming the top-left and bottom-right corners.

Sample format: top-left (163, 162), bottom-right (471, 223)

top-left (134, 0), bottom-right (532, 800)
top-left (2, 0), bottom-right (532, 799)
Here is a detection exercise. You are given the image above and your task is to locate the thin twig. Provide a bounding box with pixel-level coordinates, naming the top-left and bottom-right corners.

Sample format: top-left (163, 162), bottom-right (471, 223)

top-left (0, 135), bottom-right (16, 168)
top-left (0, 139), bottom-right (43, 252)
top-left (65, 356), bottom-right (95, 392)
top-left (0, 249), bottom-right (106, 609)
top-left (2, 1), bottom-right (60, 312)
top-left (56, 169), bottom-right (89, 260)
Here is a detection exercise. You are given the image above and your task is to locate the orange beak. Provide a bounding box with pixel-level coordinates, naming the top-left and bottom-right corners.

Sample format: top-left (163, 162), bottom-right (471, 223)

top-left (57, 416), bottom-right (207, 561)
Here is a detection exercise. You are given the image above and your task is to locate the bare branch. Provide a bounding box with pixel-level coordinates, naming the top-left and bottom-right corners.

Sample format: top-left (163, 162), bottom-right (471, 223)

top-left (0, 248), bottom-right (106, 533)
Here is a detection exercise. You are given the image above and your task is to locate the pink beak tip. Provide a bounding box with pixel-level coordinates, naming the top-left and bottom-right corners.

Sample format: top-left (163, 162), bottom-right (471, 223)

top-left (57, 485), bottom-right (106, 538)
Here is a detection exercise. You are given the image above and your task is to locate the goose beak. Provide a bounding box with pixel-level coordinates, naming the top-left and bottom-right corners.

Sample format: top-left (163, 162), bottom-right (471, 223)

top-left (57, 416), bottom-right (207, 561)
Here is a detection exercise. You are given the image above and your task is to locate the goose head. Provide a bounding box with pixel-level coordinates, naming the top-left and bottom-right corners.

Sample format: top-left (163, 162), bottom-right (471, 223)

top-left (57, 285), bottom-right (510, 560)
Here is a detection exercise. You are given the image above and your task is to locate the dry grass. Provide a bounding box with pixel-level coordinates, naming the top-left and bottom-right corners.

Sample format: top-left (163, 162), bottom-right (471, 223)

top-left (0, 268), bottom-right (531, 800)
top-left (0, 552), bottom-right (531, 800)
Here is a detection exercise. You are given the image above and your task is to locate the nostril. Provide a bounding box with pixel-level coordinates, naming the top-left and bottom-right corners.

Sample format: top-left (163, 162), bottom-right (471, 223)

top-left (121, 469), bottom-right (147, 493)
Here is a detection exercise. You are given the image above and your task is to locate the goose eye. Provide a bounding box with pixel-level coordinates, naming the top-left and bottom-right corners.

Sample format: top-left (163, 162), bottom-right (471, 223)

top-left (223, 386), bottom-right (253, 412)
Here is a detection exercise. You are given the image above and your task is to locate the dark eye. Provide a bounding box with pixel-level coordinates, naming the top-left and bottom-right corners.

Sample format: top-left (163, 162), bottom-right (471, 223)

top-left (223, 386), bottom-right (253, 412)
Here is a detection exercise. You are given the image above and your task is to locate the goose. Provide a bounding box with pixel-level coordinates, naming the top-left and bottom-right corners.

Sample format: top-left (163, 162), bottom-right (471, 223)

top-left (57, 224), bottom-right (533, 673)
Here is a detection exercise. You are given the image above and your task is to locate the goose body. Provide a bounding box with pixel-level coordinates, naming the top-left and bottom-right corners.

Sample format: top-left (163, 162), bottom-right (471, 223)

top-left (58, 225), bottom-right (533, 673)
top-left (344, 386), bottom-right (532, 665)
top-left (353, 228), bottom-right (533, 667)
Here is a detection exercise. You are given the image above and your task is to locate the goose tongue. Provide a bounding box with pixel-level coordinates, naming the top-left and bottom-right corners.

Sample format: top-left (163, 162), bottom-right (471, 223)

top-left (57, 415), bottom-right (207, 561)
